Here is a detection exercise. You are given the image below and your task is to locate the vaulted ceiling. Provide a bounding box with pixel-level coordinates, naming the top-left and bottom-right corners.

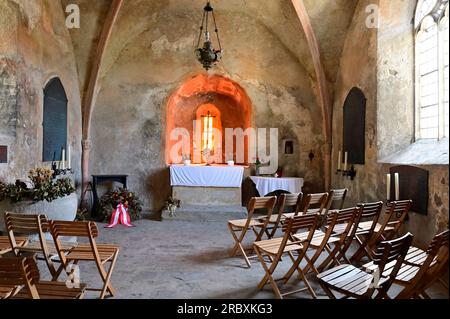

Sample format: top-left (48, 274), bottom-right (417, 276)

top-left (61, 0), bottom-right (358, 95)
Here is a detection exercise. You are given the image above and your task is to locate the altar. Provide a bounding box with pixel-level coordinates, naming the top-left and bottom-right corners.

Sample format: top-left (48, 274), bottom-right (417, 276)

top-left (170, 164), bottom-right (247, 206)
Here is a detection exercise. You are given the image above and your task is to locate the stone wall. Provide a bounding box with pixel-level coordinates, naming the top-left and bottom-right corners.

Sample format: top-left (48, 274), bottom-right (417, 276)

top-left (0, 0), bottom-right (82, 192)
top-left (332, 0), bottom-right (449, 247)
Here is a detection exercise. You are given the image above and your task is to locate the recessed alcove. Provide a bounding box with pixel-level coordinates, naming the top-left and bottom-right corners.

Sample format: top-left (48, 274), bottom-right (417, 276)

top-left (165, 74), bottom-right (253, 165)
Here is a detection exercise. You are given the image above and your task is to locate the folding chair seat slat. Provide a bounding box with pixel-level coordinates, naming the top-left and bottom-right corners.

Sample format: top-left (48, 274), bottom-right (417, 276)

top-left (391, 230), bottom-right (449, 299)
top-left (318, 233), bottom-right (414, 299)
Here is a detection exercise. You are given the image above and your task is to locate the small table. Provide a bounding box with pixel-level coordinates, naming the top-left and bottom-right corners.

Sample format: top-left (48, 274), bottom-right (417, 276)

top-left (249, 176), bottom-right (304, 196)
top-left (92, 175), bottom-right (128, 217)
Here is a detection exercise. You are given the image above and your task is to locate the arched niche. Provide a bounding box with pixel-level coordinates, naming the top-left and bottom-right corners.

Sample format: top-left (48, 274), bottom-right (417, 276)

top-left (343, 87), bottom-right (366, 165)
top-left (166, 74), bottom-right (253, 164)
top-left (43, 77), bottom-right (68, 162)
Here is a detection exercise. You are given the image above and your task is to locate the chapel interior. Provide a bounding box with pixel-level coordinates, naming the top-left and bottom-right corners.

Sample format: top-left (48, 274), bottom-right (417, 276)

top-left (0, 0), bottom-right (449, 300)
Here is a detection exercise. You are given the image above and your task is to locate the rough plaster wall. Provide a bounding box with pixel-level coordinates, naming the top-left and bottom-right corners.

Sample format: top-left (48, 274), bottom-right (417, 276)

top-left (377, 0), bottom-right (416, 159)
top-left (332, 0), bottom-right (449, 247)
top-left (0, 0), bottom-right (82, 192)
top-left (85, 2), bottom-right (325, 211)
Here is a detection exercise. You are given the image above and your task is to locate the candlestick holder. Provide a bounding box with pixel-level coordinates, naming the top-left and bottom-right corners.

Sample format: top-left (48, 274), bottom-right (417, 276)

top-left (51, 161), bottom-right (73, 179)
top-left (336, 165), bottom-right (357, 180)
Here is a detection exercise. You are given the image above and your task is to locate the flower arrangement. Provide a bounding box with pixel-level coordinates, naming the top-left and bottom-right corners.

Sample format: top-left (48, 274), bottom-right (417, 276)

top-left (0, 168), bottom-right (75, 203)
top-left (99, 188), bottom-right (143, 222)
top-left (165, 196), bottom-right (181, 217)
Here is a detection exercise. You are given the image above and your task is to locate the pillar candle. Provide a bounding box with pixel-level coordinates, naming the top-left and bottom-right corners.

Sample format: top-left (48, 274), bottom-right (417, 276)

top-left (338, 150), bottom-right (341, 170)
top-left (61, 148), bottom-right (66, 170)
top-left (344, 152), bottom-right (348, 171)
top-left (386, 174), bottom-right (391, 201)
top-left (67, 145), bottom-right (71, 169)
top-left (395, 173), bottom-right (400, 200)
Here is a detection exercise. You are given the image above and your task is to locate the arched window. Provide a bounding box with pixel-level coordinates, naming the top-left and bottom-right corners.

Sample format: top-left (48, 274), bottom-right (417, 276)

top-left (43, 78), bottom-right (68, 162)
top-left (415, 0), bottom-right (449, 139)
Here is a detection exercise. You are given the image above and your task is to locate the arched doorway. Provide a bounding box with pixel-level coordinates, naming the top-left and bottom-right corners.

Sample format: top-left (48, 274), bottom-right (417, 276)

top-left (166, 74), bottom-right (253, 164)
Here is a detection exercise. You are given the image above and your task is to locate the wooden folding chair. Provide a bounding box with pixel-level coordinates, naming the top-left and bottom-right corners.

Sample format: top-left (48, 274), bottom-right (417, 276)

top-left (228, 196), bottom-right (277, 268)
top-left (329, 188), bottom-right (348, 210)
top-left (253, 214), bottom-right (320, 299)
top-left (0, 236), bottom-right (28, 255)
top-left (352, 200), bottom-right (412, 262)
top-left (317, 232), bottom-right (414, 299)
top-left (302, 207), bottom-right (362, 275)
top-left (4, 212), bottom-right (76, 278)
top-left (261, 193), bottom-right (302, 239)
top-left (0, 256), bottom-right (86, 299)
top-left (363, 229), bottom-right (449, 299)
top-left (284, 192), bottom-right (329, 218)
top-left (50, 220), bottom-right (120, 299)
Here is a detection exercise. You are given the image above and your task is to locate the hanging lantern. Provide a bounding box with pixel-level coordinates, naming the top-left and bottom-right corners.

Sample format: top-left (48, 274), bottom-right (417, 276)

top-left (195, 1), bottom-right (223, 70)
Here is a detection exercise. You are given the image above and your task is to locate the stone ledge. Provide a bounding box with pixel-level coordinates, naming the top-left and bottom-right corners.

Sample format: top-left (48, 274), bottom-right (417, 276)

top-left (379, 138), bottom-right (449, 165)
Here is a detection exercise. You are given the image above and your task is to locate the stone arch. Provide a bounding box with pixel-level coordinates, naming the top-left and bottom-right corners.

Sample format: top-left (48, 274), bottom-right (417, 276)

top-left (165, 74), bottom-right (253, 164)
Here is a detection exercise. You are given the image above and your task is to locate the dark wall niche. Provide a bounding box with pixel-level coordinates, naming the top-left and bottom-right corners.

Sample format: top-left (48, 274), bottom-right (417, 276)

top-left (284, 140), bottom-right (294, 155)
top-left (390, 165), bottom-right (429, 215)
top-left (343, 87), bottom-right (366, 164)
top-left (43, 78), bottom-right (68, 162)
top-left (0, 146), bottom-right (7, 163)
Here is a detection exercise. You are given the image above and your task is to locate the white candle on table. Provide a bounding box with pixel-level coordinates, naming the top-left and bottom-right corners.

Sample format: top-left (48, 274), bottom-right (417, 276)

top-left (386, 174), bottom-right (391, 201)
top-left (394, 173), bottom-right (400, 200)
top-left (338, 150), bottom-right (342, 170)
top-left (344, 152), bottom-right (348, 171)
top-left (61, 148), bottom-right (66, 170)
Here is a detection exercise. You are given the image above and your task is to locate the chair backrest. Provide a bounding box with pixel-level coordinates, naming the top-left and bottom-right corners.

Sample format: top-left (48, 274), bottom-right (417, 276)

top-left (377, 200), bottom-right (412, 242)
top-left (372, 232), bottom-right (414, 298)
top-left (298, 192), bottom-right (329, 215)
top-left (327, 206), bottom-right (361, 231)
top-left (329, 188), bottom-right (348, 210)
top-left (0, 256), bottom-right (40, 299)
top-left (357, 201), bottom-right (384, 235)
top-left (278, 214), bottom-right (320, 259)
top-left (4, 212), bottom-right (49, 255)
top-left (400, 229), bottom-right (449, 298)
top-left (276, 193), bottom-right (302, 215)
top-left (247, 196), bottom-right (277, 218)
top-left (282, 213), bottom-right (320, 235)
top-left (50, 220), bottom-right (99, 266)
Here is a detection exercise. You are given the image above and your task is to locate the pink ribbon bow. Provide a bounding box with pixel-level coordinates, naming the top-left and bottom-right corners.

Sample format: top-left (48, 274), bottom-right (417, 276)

top-left (106, 203), bottom-right (135, 228)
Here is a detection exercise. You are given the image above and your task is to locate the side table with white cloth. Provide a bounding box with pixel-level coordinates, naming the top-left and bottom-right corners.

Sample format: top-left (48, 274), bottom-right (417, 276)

top-left (249, 176), bottom-right (304, 196)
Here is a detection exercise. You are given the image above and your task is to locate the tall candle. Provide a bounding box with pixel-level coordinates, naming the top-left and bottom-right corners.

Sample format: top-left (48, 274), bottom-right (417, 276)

top-left (67, 145), bottom-right (71, 169)
top-left (344, 152), bottom-right (348, 171)
top-left (61, 148), bottom-right (66, 170)
top-left (395, 173), bottom-right (400, 201)
top-left (338, 150), bottom-right (342, 170)
top-left (386, 174), bottom-right (391, 201)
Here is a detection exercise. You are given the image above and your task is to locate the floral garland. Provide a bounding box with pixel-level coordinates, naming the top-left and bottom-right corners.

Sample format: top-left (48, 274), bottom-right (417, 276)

top-left (0, 168), bottom-right (75, 203)
top-left (99, 188), bottom-right (143, 222)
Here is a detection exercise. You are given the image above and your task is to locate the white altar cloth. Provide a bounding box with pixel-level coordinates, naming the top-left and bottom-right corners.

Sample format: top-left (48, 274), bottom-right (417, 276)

top-left (170, 164), bottom-right (244, 188)
top-left (249, 176), bottom-right (304, 196)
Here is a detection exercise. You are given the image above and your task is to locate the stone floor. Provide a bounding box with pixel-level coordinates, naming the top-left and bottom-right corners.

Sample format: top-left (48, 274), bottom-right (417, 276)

top-left (39, 210), bottom-right (449, 299)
